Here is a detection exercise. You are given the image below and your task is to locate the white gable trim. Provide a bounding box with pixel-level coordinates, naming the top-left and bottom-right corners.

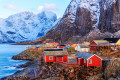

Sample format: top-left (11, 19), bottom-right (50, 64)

top-left (87, 54), bottom-right (102, 60)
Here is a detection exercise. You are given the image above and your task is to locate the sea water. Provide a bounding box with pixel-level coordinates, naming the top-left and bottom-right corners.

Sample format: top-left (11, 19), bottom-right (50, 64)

top-left (0, 44), bottom-right (32, 78)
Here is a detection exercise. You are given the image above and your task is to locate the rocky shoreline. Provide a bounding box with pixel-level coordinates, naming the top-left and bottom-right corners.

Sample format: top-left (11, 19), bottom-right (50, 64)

top-left (1, 47), bottom-right (120, 80)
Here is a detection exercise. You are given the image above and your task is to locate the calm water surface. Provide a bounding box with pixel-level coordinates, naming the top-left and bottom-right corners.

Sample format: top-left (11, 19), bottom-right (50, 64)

top-left (0, 44), bottom-right (32, 78)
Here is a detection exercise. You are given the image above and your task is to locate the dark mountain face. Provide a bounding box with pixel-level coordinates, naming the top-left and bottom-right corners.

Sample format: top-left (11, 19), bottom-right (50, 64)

top-left (99, 0), bottom-right (120, 33)
top-left (24, 0), bottom-right (120, 45)
top-left (75, 7), bottom-right (94, 36)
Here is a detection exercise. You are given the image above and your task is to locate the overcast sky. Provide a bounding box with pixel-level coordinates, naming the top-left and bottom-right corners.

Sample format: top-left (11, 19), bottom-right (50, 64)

top-left (0, 0), bottom-right (71, 18)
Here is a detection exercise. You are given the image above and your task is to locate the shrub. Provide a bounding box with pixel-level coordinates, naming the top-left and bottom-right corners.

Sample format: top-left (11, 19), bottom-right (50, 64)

top-left (67, 47), bottom-right (75, 52)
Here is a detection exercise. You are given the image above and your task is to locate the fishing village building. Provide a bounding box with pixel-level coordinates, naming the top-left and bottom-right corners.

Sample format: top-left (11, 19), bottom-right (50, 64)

top-left (77, 44), bottom-right (89, 52)
top-left (43, 49), bottom-right (68, 63)
top-left (46, 42), bottom-right (59, 47)
top-left (57, 45), bottom-right (66, 49)
top-left (89, 40), bottom-right (109, 51)
top-left (76, 53), bottom-right (102, 67)
top-left (104, 38), bottom-right (120, 45)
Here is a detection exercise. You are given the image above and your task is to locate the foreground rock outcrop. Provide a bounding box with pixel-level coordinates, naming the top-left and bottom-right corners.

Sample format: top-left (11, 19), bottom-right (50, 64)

top-left (2, 62), bottom-right (103, 80)
top-left (104, 59), bottom-right (120, 80)
top-left (12, 47), bottom-right (43, 61)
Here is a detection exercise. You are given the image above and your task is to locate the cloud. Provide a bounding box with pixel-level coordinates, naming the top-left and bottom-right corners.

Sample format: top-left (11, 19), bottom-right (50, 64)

top-left (37, 3), bottom-right (58, 13)
top-left (6, 4), bottom-right (24, 12)
top-left (38, 6), bottom-right (44, 12)
top-left (6, 4), bottom-right (15, 9)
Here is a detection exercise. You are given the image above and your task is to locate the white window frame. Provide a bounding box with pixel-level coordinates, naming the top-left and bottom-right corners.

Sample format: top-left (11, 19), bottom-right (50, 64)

top-left (89, 59), bottom-right (92, 64)
top-left (84, 59), bottom-right (86, 63)
top-left (49, 56), bottom-right (53, 60)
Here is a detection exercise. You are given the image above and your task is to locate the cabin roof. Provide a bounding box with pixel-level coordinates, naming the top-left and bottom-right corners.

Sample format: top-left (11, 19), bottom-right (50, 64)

top-left (75, 52), bottom-right (94, 59)
top-left (44, 49), bottom-right (63, 51)
top-left (104, 38), bottom-right (120, 43)
top-left (44, 49), bottom-right (68, 56)
top-left (79, 44), bottom-right (89, 48)
top-left (92, 40), bottom-right (109, 45)
top-left (58, 45), bottom-right (66, 46)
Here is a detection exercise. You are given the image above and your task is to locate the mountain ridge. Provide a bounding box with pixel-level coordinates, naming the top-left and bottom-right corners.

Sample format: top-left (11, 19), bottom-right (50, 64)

top-left (16, 0), bottom-right (120, 44)
top-left (0, 11), bottom-right (58, 43)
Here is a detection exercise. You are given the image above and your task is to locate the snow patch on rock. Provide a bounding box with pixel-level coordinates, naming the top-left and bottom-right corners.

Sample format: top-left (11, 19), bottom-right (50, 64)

top-left (79, 0), bottom-right (101, 28)
top-left (103, 0), bottom-right (116, 10)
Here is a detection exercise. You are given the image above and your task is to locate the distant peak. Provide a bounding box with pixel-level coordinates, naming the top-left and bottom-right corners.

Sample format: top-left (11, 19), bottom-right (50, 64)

top-left (38, 11), bottom-right (57, 19)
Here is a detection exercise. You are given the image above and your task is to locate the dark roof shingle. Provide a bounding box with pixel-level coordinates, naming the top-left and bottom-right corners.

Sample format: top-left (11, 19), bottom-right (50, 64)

top-left (104, 38), bottom-right (119, 43)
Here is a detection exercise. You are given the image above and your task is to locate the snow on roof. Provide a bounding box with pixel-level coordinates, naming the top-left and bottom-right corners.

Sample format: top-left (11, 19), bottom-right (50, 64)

top-left (75, 52), bottom-right (93, 59)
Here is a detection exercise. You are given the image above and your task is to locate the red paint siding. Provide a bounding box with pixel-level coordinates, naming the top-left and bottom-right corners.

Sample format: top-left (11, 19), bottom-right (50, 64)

top-left (57, 46), bottom-right (65, 48)
top-left (87, 55), bottom-right (102, 67)
top-left (90, 41), bottom-right (98, 51)
top-left (45, 56), bottom-right (56, 62)
top-left (56, 57), bottom-right (63, 62)
top-left (63, 55), bottom-right (68, 62)
top-left (78, 58), bottom-right (83, 65)
top-left (44, 55), bottom-right (68, 63)
top-left (67, 42), bottom-right (72, 46)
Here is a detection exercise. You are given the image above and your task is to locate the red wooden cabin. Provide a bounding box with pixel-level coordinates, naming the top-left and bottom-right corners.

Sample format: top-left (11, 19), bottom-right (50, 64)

top-left (90, 40), bottom-right (109, 51)
top-left (66, 42), bottom-right (72, 46)
top-left (43, 49), bottom-right (68, 63)
top-left (57, 45), bottom-right (66, 48)
top-left (76, 53), bottom-right (102, 67)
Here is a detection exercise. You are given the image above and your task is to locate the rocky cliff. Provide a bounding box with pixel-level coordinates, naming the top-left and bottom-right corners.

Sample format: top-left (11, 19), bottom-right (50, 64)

top-left (22, 0), bottom-right (120, 44)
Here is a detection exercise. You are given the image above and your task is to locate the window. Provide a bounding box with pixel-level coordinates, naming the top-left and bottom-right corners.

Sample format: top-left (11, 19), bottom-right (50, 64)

top-left (84, 59), bottom-right (86, 63)
top-left (89, 60), bottom-right (92, 64)
top-left (49, 56), bottom-right (53, 60)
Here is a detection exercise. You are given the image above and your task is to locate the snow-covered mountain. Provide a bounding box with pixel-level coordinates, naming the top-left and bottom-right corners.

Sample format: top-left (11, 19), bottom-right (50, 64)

top-left (0, 11), bottom-right (58, 43)
top-left (29, 0), bottom-right (120, 44)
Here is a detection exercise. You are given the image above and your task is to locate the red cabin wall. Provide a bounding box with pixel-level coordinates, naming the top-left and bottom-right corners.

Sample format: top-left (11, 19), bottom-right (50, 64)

top-left (60, 46), bottom-right (65, 48)
top-left (57, 46), bottom-right (65, 48)
top-left (78, 58), bottom-right (83, 65)
top-left (63, 55), bottom-right (68, 62)
top-left (67, 42), bottom-right (72, 46)
top-left (56, 57), bottom-right (63, 62)
top-left (45, 56), bottom-right (56, 62)
top-left (90, 41), bottom-right (98, 51)
top-left (87, 55), bottom-right (102, 67)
